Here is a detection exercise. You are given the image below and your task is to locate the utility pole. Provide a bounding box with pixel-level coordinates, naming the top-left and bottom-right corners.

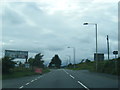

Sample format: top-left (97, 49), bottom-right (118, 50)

top-left (107, 35), bottom-right (109, 60)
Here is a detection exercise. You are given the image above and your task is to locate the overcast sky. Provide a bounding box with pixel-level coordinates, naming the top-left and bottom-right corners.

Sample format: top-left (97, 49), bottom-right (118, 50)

top-left (0, 0), bottom-right (119, 65)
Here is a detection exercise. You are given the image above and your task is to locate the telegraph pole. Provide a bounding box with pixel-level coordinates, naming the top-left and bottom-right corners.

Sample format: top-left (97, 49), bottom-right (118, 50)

top-left (107, 35), bottom-right (109, 60)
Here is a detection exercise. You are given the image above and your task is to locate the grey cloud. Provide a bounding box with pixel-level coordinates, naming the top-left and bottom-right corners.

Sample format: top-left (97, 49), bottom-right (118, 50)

top-left (1, 1), bottom-right (118, 65)
top-left (3, 7), bottom-right (25, 25)
top-left (46, 46), bottom-right (64, 51)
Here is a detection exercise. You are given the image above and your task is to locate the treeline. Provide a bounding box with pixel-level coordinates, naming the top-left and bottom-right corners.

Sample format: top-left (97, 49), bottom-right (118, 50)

top-left (2, 53), bottom-right (62, 74)
top-left (2, 57), bottom-right (16, 74)
top-left (2, 53), bottom-right (45, 74)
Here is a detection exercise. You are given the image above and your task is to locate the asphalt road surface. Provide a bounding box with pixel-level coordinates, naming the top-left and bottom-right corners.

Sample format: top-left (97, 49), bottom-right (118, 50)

top-left (2, 69), bottom-right (119, 89)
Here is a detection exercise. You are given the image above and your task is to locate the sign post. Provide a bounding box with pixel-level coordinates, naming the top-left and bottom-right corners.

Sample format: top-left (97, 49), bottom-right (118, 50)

top-left (113, 51), bottom-right (118, 74)
top-left (113, 51), bottom-right (118, 59)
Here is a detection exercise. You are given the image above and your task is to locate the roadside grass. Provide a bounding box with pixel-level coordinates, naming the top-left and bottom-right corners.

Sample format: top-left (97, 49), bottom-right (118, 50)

top-left (67, 62), bottom-right (95, 71)
top-left (42, 68), bottom-right (50, 73)
top-left (0, 76), bottom-right (1, 80)
top-left (2, 67), bottom-right (50, 80)
top-left (67, 58), bottom-right (120, 75)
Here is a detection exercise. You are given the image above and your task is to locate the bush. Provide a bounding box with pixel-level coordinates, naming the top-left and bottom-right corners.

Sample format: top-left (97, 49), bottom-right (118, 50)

top-left (69, 58), bottom-right (120, 75)
top-left (2, 57), bottom-right (15, 74)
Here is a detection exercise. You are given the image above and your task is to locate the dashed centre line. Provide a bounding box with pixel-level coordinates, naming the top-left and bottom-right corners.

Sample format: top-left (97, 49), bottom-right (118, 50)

top-left (31, 80), bottom-right (34, 82)
top-left (63, 69), bottom-right (69, 74)
top-left (19, 86), bottom-right (24, 89)
top-left (63, 69), bottom-right (89, 90)
top-left (25, 83), bottom-right (30, 85)
top-left (38, 76), bottom-right (42, 79)
top-left (77, 81), bottom-right (90, 90)
top-left (69, 75), bottom-right (75, 79)
top-left (35, 78), bottom-right (38, 80)
top-left (19, 70), bottom-right (89, 90)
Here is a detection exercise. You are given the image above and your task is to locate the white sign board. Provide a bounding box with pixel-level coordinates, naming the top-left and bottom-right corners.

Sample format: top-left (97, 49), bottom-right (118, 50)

top-left (5, 50), bottom-right (28, 59)
top-left (52, 64), bottom-right (55, 67)
top-left (25, 63), bottom-right (30, 68)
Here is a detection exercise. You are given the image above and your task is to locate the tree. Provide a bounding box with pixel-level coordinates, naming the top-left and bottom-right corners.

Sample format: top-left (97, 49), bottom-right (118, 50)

top-left (49, 54), bottom-right (62, 68)
top-left (28, 53), bottom-right (44, 68)
top-left (79, 59), bottom-right (84, 64)
top-left (2, 57), bottom-right (15, 74)
top-left (19, 61), bottom-right (22, 67)
top-left (68, 63), bottom-right (72, 67)
top-left (85, 59), bottom-right (91, 63)
top-left (28, 57), bottom-right (34, 66)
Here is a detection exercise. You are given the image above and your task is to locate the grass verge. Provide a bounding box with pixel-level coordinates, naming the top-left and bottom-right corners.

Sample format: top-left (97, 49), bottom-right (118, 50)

top-left (67, 58), bottom-right (120, 76)
top-left (2, 68), bottom-right (50, 80)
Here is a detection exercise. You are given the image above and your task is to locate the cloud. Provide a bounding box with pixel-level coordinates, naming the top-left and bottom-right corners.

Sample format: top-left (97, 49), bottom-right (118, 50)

top-left (46, 46), bottom-right (65, 51)
top-left (1, 1), bottom-right (118, 65)
top-left (2, 7), bottom-right (25, 25)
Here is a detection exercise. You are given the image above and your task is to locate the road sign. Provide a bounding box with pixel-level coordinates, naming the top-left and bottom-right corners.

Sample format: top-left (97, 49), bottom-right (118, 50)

top-left (51, 64), bottom-right (55, 67)
top-left (113, 51), bottom-right (118, 59)
top-left (25, 63), bottom-right (30, 68)
top-left (5, 50), bottom-right (28, 59)
top-left (113, 51), bottom-right (118, 55)
top-left (94, 53), bottom-right (104, 61)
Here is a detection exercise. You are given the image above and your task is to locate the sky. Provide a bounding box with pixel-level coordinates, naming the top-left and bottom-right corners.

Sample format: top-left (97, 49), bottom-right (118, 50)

top-left (0, 0), bottom-right (119, 66)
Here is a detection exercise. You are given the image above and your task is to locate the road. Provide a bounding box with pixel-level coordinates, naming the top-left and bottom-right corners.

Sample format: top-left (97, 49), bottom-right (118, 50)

top-left (2, 69), bottom-right (119, 89)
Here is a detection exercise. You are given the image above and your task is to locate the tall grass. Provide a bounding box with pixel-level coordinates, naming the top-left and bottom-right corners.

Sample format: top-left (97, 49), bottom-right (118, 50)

top-left (68, 58), bottom-right (120, 75)
top-left (2, 67), bottom-right (50, 79)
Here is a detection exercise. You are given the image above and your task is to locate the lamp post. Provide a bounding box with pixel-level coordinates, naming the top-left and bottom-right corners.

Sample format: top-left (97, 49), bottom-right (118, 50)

top-left (66, 57), bottom-right (68, 66)
top-left (107, 35), bottom-right (109, 60)
top-left (66, 55), bottom-right (71, 64)
top-left (83, 23), bottom-right (98, 72)
top-left (67, 47), bottom-right (76, 68)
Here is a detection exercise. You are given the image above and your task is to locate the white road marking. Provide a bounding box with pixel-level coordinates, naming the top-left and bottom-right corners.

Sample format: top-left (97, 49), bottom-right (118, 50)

top-left (37, 76), bottom-right (42, 79)
top-left (77, 81), bottom-right (89, 90)
top-left (63, 69), bottom-right (69, 74)
top-left (19, 86), bottom-right (24, 89)
top-left (66, 72), bottom-right (69, 74)
top-left (70, 75), bottom-right (75, 79)
top-left (31, 80), bottom-right (34, 82)
top-left (25, 83), bottom-right (30, 85)
top-left (35, 78), bottom-right (37, 80)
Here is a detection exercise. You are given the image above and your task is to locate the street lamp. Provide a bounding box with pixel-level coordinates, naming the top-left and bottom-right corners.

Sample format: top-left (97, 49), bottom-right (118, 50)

top-left (66, 55), bottom-right (71, 64)
top-left (83, 22), bottom-right (98, 72)
top-left (67, 47), bottom-right (76, 68)
top-left (107, 35), bottom-right (109, 60)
